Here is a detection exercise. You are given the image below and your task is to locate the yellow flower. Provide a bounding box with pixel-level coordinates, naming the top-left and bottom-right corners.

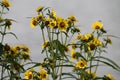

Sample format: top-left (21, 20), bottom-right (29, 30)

top-left (106, 36), bottom-right (112, 44)
top-left (30, 17), bottom-right (37, 28)
top-left (76, 60), bottom-right (87, 69)
top-left (71, 49), bottom-right (76, 60)
top-left (52, 9), bottom-right (56, 18)
top-left (10, 46), bottom-right (18, 56)
top-left (24, 69), bottom-right (34, 80)
top-left (81, 33), bottom-right (92, 41)
top-left (14, 45), bottom-right (21, 51)
top-left (88, 41), bottom-right (96, 51)
top-left (87, 70), bottom-right (97, 79)
top-left (76, 34), bottom-right (82, 40)
top-left (56, 16), bottom-right (62, 22)
top-left (39, 67), bottom-right (48, 80)
top-left (48, 20), bottom-right (57, 29)
top-left (1, 0), bottom-right (11, 8)
top-left (36, 14), bottom-right (43, 21)
top-left (22, 45), bottom-right (30, 54)
top-left (36, 5), bottom-right (43, 12)
top-left (58, 19), bottom-right (68, 31)
top-left (42, 40), bottom-right (48, 49)
top-left (106, 73), bottom-right (115, 80)
top-left (74, 26), bottom-right (80, 32)
top-left (68, 15), bottom-right (77, 23)
top-left (44, 17), bottom-right (50, 26)
top-left (71, 41), bottom-right (77, 49)
top-left (93, 37), bottom-right (103, 46)
top-left (64, 46), bottom-right (70, 53)
top-left (5, 19), bottom-right (12, 30)
top-left (92, 21), bottom-right (103, 30)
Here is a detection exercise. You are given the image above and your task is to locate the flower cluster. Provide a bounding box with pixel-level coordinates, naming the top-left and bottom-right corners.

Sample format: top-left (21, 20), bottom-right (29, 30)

top-left (29, 5), bottom-right (120, 80)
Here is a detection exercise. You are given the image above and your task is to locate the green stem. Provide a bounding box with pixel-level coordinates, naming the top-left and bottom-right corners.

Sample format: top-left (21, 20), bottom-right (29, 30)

top-left (60, 31), bottom-right (63, 44)
top-left (68, 33), bottom-right (74, 43)
top-left (59, 58), bottom-right (64, 80)
top-left (89, 52), bottom-right (93, 74)
top-left (1, 26), bottom-right (7, 43)
top-left (41, 28), bottom-right (48, 58)
top-left (64, 34), bottom-right (68, 45)
top-left (0, 7), bottom-right (4, 17)
top-left (52, 67), bottom-right (57, 80)
top-left (1, 66), bottom-right (4, 80)
top-left (94, 53), bottom-right (101, 73)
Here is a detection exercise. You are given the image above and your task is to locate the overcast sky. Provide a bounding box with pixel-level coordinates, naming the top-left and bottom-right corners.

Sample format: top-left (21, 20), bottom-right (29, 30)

top-left (3, 0), bottom-right (120, 79)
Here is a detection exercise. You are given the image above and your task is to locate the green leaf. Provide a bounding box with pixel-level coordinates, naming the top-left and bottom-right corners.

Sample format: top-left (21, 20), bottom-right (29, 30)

top-left (76, 52), bottom-right (87, 61)
top-left (0, 43), bottom-right (4, 56)
top-left (94, 56), bottom-right (120, 71)
top-left (61, 73), bottom-right (78, 79)
top-left (55, 64), bottom-right (74, 68)
top-left (93, 58), bottom-right (120, 71)
top-left (6, 32), bottom-right (18, 39)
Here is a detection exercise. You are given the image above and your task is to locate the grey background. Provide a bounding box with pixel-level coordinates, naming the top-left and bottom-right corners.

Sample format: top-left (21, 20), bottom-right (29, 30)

top-left (3, 0), bottom-right (120, 79)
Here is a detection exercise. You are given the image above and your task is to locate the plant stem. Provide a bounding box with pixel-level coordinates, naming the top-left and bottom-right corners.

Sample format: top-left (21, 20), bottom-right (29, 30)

top-left (59, 58), bottom-right (63, 80)
top-left (41, 28), bottom-right (48, 57)
top-left (0, 7), bottom-right (4, 17)
top-left (1, 26), bottom-right (7, 43)
top-left (94, 53), bottom-right (101, 73)
top-left (60, 31), bottom-right (63, 44)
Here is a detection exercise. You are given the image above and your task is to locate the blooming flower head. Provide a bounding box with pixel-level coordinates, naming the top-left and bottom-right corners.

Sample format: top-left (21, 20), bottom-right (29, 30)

top-left (5, 19), bottom-right (12, 30)
top-left (1, 0), bottom-right (11, 8)
top-left (92, 21), bottom-right (103, 30)
top-left (64, 46), bottom-right (70, 53)
top-left (87, 70), bottom-right (97, 79)
top-left (24, 69), bottom-right (34, 80)
top-left (48, 20), bottom-right (57, 29)
top-left (75, 59), bottom-right (87, 69)
top-left (68, 15), bottom-right (77, 23)
top-left (56, 16), bottom-right (62, 22)
top-left (58, 19), bottom-right (68, 31)
top-left (42, 40), bottom-right (48, 49)
top-left (36, 5), bottom-right (43, 12)
top-left (76, 34), bottom-right (82, 40)
top-left (74, 26), bottom-right (80, 32)
top-left (71, 41), bottom-right (77, 49)
top-left (22, 45), bottom-right (30, 54)
top-left (36, 14), bottom-right (43, 21)
top-left (81, 33), bottom-right (92, 41)
top-left (106, 73), bottom-right (115, 80)
top-left (51, 9), bottom-right (56, 18)
top-left (30, 17), bottom-right (37, 28)
top-left (88, 41), bottom-right (96, 51)
top-left (44, 17), bottom-right (50, 26)
top-left (71, 49), bottom-right (76, 60)
top-left (106, 36), bottom-right (112, 44)
top-left (39, 66), bottom-right (48, 80)
top-left (93, 37), bottom-right (103, 46)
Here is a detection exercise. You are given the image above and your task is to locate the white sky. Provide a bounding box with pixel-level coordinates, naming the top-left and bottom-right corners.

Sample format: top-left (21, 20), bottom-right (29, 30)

top-left (2, 0), bottom-right (120, 79)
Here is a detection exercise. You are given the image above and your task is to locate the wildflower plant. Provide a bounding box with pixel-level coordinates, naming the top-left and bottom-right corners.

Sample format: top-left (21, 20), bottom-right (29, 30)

top-left (29, 5), bottom-right (120, 80)
top-left (0, 0), bottom-right (120, 80)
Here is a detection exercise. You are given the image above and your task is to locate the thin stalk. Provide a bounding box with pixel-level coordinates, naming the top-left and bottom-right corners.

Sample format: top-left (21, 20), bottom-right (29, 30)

top-left (94, 53), bottom-right (101, 73)
top-left (52, 67), bottom-right (57, 80)
top-left (0, 7), bottom-right (4, 17)
top-left (1, 26), bottom-right (7, 43)
top-left (1, 66), bottom-right (4, 80)
top-left (64, 34), bottom-right (68, 45)
top-left (60, 31), bottom-right (63, 44)
top-left (89, 52), bottom-right (93, 74)
top-left (59, 57), bottom-right (64, 80)
top-left (68, 33), bottom-right (74, 43)
top-left (41, 28), bottom-right (48, 58)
